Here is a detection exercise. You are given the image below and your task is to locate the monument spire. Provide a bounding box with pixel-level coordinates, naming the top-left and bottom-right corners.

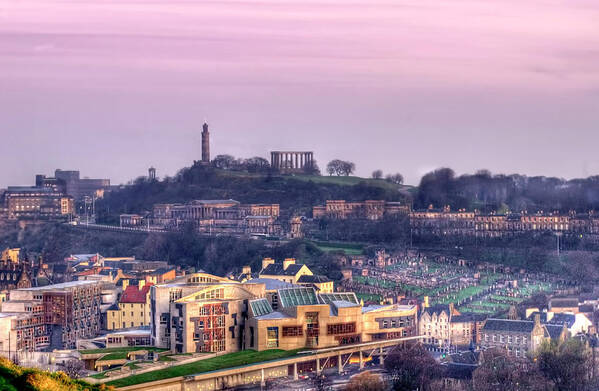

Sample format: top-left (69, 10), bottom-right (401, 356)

top-left (201, 122), bottom-right (210, 164)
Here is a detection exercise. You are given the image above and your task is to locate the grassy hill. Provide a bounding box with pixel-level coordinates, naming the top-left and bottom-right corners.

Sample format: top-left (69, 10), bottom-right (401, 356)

top-left (0, 357), bottom-right (111, 391)
top-left (97, 164), bottom-right (412, 224)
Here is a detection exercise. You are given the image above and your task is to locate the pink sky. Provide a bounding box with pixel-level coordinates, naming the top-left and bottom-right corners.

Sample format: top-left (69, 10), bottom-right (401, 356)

top-left (1, 0), bottom-right (599, 185)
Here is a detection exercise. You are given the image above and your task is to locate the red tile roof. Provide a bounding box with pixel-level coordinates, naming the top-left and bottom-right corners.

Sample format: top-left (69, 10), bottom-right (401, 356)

top-left (120, 284), bottom-right (152, 304)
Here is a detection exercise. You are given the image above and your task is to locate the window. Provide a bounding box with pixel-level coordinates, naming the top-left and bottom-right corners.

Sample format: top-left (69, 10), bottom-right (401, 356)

top-left (267, 327), bottom-right (279, 348)
top-left (283, 326), bottom-right (303, 337)
top-left (327, 323), bottom-right (356, 335)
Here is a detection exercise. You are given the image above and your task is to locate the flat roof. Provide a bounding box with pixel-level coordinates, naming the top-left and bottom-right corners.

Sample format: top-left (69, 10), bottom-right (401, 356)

top-left (19, 280), bottom-right (99, 291)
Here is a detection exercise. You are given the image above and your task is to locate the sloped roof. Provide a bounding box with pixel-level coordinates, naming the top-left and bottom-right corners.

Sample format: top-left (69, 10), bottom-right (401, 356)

top-left (297, 275), bottom-right (331, 284)
top-left (482, 319), bottom-right (535, 333)
top-left (249, 298), bottom-right (273, 317)
top-left (528, 312), bottom-right (576, 328)
top-left (120, 284), bottom-right (152, 304)
top-left (278, 287), bottom-right (318, 307)
top-left (422, 304), bottom-right (451, 317)
top-left (545, 324), bottom-right (567, 340)
top-left (244, 278), bottom-right (296, 291)
top-left (318, 292), bottom-right (358, 305)
top-left (261, 263), bottom-right (305, 276)
top-left (149, 267), bottom-right (175, 276)
top-left (451, 313), bottom-right (487, 323)
top-left (550, 298), bottom-right (579, 308)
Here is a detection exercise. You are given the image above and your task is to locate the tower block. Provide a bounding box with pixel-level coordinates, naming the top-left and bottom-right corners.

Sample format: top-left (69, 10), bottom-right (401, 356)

top-left (201, 122), bottom-right (210, 164)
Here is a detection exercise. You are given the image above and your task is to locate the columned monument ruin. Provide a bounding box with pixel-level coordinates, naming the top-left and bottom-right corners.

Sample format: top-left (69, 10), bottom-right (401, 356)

top-left (270, 151), bottom-right (314, 174)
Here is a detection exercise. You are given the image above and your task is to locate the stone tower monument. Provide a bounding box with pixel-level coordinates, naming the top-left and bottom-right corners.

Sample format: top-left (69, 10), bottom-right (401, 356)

top-left (148, 167), bottom-right (156, 180)
top-left (201, 122), bottom-right (210, 164)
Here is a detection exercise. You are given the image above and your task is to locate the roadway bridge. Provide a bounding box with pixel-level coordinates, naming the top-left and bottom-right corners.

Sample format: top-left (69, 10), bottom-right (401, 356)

top-left (116, 336), bottom-right (423, 391)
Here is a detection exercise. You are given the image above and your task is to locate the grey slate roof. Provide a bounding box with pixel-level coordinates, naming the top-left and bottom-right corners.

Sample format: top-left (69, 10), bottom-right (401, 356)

top-left (261, 263), bottom-right (304, 276)
top-left (551, 298), bottom-right (579, 308)
top-left (545, 324), bottom-right (566, 340)
top-left (297, 275), bottom-right (331, 284)
top-left (482, 319), bottom-right (535, 333)
top-left (422, 304), bottom-right (451, 317)
top-left (451, 314), bottom-right (487, 323)
top-left (244, 278), bottom-right (296, 291)
top-left (527, 312), bottom-right (576, 328)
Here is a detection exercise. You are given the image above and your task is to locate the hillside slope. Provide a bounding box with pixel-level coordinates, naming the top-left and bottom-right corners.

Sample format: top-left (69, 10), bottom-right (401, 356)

top-left (97, 164), bottom-right (412, 224)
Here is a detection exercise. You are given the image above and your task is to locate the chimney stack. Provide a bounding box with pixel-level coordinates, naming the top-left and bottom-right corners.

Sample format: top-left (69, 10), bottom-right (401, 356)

top-left (261, 258), bottom-right (275, 271)
top-left (283, 258), bottom-right (296, 271)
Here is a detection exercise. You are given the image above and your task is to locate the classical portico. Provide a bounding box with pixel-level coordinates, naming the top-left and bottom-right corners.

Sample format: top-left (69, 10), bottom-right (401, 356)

top-left (270, 151), bottom-right (314, 174)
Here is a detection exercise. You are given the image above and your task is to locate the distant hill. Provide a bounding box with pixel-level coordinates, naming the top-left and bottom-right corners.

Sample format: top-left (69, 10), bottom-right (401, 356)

top-left (96, 163), bottom-right (412, 224)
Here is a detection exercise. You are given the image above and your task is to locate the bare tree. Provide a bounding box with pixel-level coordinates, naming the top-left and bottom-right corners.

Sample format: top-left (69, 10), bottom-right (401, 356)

top-left (327, 160), bottom-right (356, 176)
top-left (61, 359), bottom-right (85, 379)
top-left (385, 343), bottom-right (444, 391)
top-left (385, 173), bottom-right (404, 185)
top-left (344, 371), bottom-right (385, 391)
top-left (212, 154), bottom-right (237, 170)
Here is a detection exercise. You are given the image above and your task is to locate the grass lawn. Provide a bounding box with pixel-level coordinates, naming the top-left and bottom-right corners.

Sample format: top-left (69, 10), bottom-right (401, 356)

top-left (106, 349), bottom-right (303, 388)
top-left (356, 293), bottom-right (382, 303)
top-left (311, 241), bottom-right (364, 255)
top-left (217, 169), bottom-right (415, 191)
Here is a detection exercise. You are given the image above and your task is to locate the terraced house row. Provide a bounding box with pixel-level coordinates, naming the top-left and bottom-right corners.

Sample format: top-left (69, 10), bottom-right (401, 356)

top-left (409, 206), bottom-right (599, 239)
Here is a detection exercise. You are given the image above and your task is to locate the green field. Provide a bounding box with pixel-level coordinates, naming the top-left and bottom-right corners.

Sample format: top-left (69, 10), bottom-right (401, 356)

top-left (355, 293), bottom-right (382, 303)
top-left (218, 169), bottom-right (414, 191)
top-left (106, 349), bottom-right (303, 388)
top-left (313, 241), bottom-right (364, 255)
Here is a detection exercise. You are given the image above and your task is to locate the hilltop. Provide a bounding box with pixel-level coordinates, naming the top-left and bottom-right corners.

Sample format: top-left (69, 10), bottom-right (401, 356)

top-left (96, 163), bottom-right (412, 224)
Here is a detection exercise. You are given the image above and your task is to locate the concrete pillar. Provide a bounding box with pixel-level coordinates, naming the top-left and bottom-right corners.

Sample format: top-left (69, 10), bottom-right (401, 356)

top-left (294, 362), bottom-right (298, 380)
top-left (295, 153), bottom-right (299, 169)
top-left (380, 347), bottom-right (385, 367)
top-left (338, 353), bottom-right (343, 374)
top-left (359, 351), bottom-right (364, 370)
top-left (261, 368), bottom-right (265, 387)
top-left (316, 358), bottom-right (321, 374)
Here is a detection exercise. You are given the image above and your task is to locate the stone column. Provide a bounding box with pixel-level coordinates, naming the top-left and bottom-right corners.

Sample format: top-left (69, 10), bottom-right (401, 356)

top-left (316, 358), bottom-right (321, 374)
top-left (359, 351), bottom-right (364, 370)
top-left (380, 347), bottom-right (385, 367)
top-left (295, 153), bottom-right (299, 169)
top-left (261, 368), bottom-right (265, 387)
top-left (338, 353), bottom-right (343, 374)
top-left (293, 363), bottom-right (298, 380)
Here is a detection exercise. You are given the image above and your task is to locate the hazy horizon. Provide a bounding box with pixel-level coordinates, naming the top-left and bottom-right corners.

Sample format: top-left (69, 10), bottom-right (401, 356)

top-left (2, 0), bottom-right (599, 188)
